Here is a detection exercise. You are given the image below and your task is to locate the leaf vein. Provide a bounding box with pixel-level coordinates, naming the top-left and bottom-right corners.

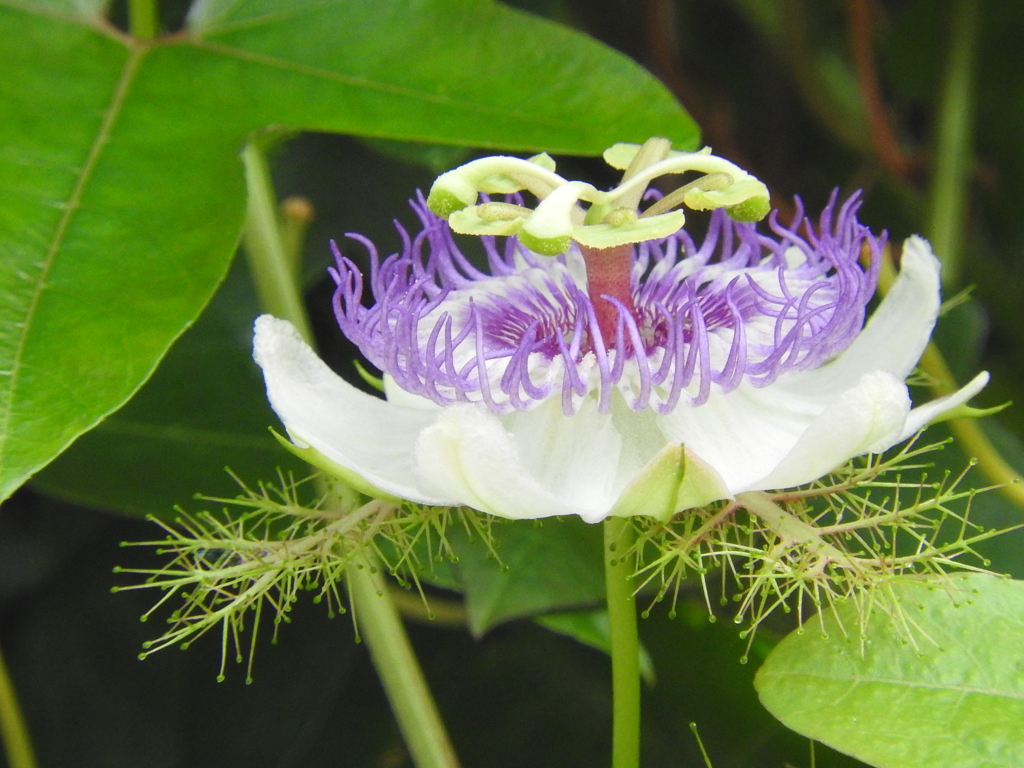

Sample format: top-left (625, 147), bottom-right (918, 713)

top-left (97, 418), bottom-right (278, 450)
top-left (769, 672), bottom-right (1024, 702)
top-left (185, 38), bottom-right (576, 135)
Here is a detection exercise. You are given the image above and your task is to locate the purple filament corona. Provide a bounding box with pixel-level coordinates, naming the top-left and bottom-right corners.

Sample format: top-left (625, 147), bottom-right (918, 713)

top-left (330, 192), bottom-right (883, 416)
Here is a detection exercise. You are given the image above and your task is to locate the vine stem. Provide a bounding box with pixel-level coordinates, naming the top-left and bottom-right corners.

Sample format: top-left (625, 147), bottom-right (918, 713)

top-left (919, 344), bottom-right (1024, 507)
top-left (128, 0), bottom-right (159, 39)
top-left (604, 516), bottom-right (641, 768)
top-left (927, 0), bottom-right (981, 288)
top-left (846, 0), bottom-right (913, 178)
top-left (240, 140), bottom-right (461, 768)
top-left (922, 0), bottom-right (1024, 508)
top-left (0, 640), bottom-right (37, 768)
top-left (241, 141), bottom-right (314, 344)
top-left (348, 558), bottom-right (462, 768)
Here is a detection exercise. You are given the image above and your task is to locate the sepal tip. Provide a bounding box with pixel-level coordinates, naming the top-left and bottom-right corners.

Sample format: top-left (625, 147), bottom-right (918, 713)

top-left (426, 187), bottom-right (469, 218)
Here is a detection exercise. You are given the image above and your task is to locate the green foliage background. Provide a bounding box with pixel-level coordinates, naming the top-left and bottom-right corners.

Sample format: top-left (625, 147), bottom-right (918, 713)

top-left (2, 0), bottom-right (1024, 766)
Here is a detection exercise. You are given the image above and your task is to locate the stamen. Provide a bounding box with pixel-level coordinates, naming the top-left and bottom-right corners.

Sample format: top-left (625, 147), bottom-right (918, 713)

top-left (477, 201), bottom-right (532, 221)
top-left (641, 172), bottom-right (732, 218)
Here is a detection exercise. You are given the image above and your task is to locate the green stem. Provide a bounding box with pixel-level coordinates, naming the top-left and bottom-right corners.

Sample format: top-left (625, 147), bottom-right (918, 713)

top-left (128, 0), bottom-right (159, 39)
top-left (0, 640), bottom-right (37, 768)
top-left (737, 491), bottom-right (850, 563)
top-left (604, 517), bottom-right (640, 768)
top-left (348, 557), bottom-right (462, 768)
top-left (927, 0), bottom-right (981, 288)
top-left (280, 196), bottom-right (315, 285)
top-left (240, 139), bottom-right (460, 768)
top-left (241, 141), bottom-right (314, 344)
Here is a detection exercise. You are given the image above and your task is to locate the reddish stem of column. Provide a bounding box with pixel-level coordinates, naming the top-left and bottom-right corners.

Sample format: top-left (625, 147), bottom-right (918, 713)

top-left (579, 244), bottom-right (638, 348)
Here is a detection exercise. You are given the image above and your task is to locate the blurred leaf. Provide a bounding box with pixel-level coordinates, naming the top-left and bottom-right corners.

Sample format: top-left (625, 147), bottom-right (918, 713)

top-left (974, 2), bottom-right (1024, 245)
top-left (450, 517), bottom-right (605, 636)
top-left (535, 607), bottom-right (656, 685)
top-left (640, 599), bottom-right (868, 768)
top-left (932, 301), bottom-right (989, 382)
top-left (755, 573), bottom-right (1024, 768)
top-left (0, 0), bottom-right (697, 504)
top-left (727, 0), bottom-right (785, 40)
top-left (966, 419), bottom-right (1024, 579)
top-left (32, 259), bottom-right (306, 516)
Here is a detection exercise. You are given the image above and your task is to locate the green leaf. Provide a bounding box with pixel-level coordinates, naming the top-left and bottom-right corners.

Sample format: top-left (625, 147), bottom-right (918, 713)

top-left (755, 573), bottom-right (1024, 768)
top-left (0, 0), bottom-right (697, 504)
top-left (31, 260), bottom-right (307, 516)
top-left (450, 517), bottom-right (606, 636)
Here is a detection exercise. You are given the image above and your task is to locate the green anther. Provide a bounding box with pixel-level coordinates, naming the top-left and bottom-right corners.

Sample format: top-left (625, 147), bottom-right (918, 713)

top-left (477, 202), bottom-right (531, 221)
top-left (695, 172), bottom-right (731, 192)
top-left (518, 229), bottom-right (571, 256)
top-left (426, 188), bottom-right (469, 218)
top-left (603, 207), bottom-right (639, 226)
top-left (726, 195), bottom-right (770, 222)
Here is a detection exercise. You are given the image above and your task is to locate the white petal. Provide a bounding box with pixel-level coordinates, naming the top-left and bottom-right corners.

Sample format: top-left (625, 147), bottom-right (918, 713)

top-left (782, 236), bottom-right (941, 399)
top-left (383, 374), bottom-right (443, 411)
top-left (657, 382), bottom-right (824, 493)
top-left (253, 315), bottom-right (452, 505)
top-left (414, 398), bottom-right (625, 523)
top-left (898, 371), bottom-right (990, 441)
top-left (748, 371), bottom-right (910, 491)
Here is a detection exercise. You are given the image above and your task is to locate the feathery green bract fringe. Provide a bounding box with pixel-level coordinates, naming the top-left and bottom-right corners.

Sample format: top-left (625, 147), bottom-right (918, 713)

top-left (116, 434), bottom-right (1017, 679)
top-left (113, 471), bottom-right (494, 682)
top-left (630, 435), bottom-right (1017, 658)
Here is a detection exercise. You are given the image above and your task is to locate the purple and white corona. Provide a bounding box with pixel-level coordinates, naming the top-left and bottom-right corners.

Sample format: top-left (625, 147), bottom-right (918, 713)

top-left (255, 140), bottom-right (988, 523)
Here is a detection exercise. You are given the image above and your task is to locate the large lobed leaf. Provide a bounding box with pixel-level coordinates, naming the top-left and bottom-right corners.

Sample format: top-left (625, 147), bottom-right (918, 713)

top-left (0, 0), bottom-right (697, 504)
top-left (755, 573), bottom-right (1024, 768)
